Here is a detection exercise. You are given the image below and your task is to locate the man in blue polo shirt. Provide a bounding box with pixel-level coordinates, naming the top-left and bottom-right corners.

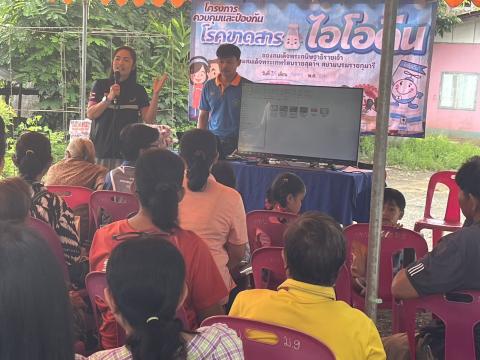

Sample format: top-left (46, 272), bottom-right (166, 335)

top-left (197, 43), bottom-right (249, 158)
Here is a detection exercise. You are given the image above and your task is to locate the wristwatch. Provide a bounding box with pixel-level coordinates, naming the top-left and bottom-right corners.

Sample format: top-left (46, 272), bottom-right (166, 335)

top-left (102, 95), bottom-right (112, 105)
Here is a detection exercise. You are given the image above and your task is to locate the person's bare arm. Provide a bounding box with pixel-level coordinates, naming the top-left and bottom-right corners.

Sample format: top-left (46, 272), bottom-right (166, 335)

top-left (391, 269), bottom-right (420, 299)
top-left (197, 303), bottom-right (225, 324)
top-left (86, 84), bottom-right (118, 120)
top-left (197, 110), bottom-right (209, 129)
top-left (141, 74), bottom-right (168, 124)
top-left (226, 243), bottom-right (247, 271)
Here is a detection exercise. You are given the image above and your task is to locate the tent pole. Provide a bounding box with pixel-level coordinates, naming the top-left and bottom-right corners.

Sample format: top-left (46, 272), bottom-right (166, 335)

top-left (80, 0), bottom-right (89, 120)
top-left (365, 0), bottom-right (399, 322)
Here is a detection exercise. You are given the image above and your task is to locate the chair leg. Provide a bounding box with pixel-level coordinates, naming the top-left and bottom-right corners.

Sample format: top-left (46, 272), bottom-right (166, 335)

top-left (432, 229), bottom-right (444, 247)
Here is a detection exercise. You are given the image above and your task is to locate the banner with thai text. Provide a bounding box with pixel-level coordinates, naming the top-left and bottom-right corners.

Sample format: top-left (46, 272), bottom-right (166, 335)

top-left (189, 0), bottom-right (437, 137)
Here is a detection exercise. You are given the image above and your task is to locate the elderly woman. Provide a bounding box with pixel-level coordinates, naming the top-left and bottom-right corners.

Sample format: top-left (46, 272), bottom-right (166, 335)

top-left (45, 137), bottom-right (107, 190)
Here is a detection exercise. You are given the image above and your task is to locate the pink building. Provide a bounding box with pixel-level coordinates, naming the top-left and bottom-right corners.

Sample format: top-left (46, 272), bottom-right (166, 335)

top-left (426, 11), bottom-right (480, 139)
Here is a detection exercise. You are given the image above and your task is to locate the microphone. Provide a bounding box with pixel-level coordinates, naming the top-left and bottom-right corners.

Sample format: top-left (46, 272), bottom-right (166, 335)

top-left (113, 71), bottom-right (121, 105)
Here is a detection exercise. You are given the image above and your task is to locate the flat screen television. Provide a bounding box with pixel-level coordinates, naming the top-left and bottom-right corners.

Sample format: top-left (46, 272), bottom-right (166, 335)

top-left (237, 83), bottom-right (363, 165)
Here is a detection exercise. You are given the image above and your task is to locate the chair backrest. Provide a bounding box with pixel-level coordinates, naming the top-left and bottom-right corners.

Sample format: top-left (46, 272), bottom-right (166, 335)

top-left (85, 271), bottom-right (126, 347)
top-left (89, 190), bottom-right (139, 230)
top-left (251, 247), bottom-right (352, 305)
top-left (344, 224), bottom-right (428, 306)
top-left (251, 247), bottom-right (286, 290)
top-left (46, 185), bottom-right (93, 211)
top-left (403, 291), bottom-right (480, 360)
top-left (423, 171), bottom-right (460, 223)
top-left (246, 210), bottom-right (298, 252)
top-left (27, 217), bottom-right (69, 281)
top-left (201, 316), bottom-right (335, 360)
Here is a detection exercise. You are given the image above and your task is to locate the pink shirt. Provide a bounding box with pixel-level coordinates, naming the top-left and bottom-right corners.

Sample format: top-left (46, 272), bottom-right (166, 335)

top-left (179, 175), bottom-right (248, 290)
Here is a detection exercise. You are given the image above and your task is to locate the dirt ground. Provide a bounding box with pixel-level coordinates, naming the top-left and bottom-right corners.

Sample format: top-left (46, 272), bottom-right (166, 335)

top-left (385, 167), bottom-right (461, 249)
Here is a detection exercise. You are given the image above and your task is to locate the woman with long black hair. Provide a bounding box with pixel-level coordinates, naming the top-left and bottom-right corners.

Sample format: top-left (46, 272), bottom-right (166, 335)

top-left (87, 45), bottom-right (167, 169)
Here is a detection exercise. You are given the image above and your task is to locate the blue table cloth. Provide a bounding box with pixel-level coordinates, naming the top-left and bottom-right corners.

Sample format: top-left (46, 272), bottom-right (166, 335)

top-left (230, 161), bottom-right (372, 226)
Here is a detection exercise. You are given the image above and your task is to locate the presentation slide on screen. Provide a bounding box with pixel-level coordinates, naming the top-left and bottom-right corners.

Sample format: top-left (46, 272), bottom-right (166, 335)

top-left (238, 83), bottom-right (363, 163)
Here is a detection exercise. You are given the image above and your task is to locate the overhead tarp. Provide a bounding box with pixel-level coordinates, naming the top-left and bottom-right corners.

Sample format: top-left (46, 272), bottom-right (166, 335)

top-left (189, 0), bottom-right (438, 138)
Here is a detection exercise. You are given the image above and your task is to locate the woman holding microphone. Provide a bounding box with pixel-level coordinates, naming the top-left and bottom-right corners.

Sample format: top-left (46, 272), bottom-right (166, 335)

top-left (87, 46), bottom-right (167, 169)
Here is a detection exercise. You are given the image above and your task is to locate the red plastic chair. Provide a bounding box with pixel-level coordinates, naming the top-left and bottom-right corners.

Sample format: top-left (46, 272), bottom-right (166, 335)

top-left (246, 210), bottom-right (298, 252)
top-left (89, 190), bottom-right (139, 231)
top-left (201, 316), bottom-right (335, 360)
top-left (251, 247), bottom-right (352, 304)
top-left (27, 217), bottom-right (69, 281)
top-left (46, 185), bottom-right (93, 211)
top-left (344, 224), bottom-right (428, 313)
top-left (414, 171), bottom-right (463, 247)
top-left (401, 291), bottom-right (480, 360)
top-left (85, 271), bottom-right (126, 348)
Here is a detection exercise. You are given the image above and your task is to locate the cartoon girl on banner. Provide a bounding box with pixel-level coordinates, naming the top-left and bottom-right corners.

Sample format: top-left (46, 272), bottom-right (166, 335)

top-left (189, 56), bottom-right (209, 121)
top-left (390, 60), bottom-right (427, 134)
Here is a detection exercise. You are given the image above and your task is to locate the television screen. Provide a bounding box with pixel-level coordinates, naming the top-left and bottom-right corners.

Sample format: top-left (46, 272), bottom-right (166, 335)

top-left (237, 83), bottom-right (363, 165)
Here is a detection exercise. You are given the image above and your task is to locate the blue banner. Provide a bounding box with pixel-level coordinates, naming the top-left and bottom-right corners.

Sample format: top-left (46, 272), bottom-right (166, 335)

top-left (189, 0), bottom-right (437, 137)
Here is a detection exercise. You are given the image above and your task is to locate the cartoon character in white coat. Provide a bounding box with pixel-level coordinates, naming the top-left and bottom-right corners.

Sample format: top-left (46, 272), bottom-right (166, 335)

top-left (391, 71), bottom-right (424, 109)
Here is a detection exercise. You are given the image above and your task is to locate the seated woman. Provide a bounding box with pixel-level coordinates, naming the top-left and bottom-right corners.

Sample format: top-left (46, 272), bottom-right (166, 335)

top-left (178, 129), bottom-right (247, 294)
top-left (0, 177), bottom-right (31, 223)
top-left (89, 148), bottom-right (228, 349)
top-left (13, 131), bottom-right (81, 265)
top-left (44, 137), bottom-right (107, 190)
top-left (0, 222), bottom-right (75, 360)
top-left (84, 236), bottom-right (243, 360)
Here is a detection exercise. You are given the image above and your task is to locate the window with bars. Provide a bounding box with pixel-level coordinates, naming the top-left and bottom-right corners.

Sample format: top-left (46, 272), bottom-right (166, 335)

top-left (439, 72), bottom-right (479, 111)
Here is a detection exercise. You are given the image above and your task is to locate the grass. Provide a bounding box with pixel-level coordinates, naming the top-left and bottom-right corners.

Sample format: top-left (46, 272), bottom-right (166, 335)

top-left (359, 135), bottom-right (480, 171)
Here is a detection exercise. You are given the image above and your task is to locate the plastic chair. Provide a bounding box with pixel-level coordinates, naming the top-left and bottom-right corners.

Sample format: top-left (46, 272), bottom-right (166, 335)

top-left (401, 291), bottom-right (480, 360)
top-left (414, 171), bottom-right (463, 247)
top-left (344, 224), bottom-right (428, 313)
top-left (46, 185), bottom-right (93, 211)
top-left (89, 190), bottom-right (139, 231)
top-left (246, 210), bottom-right (298, 252)
top-left (251, 247), bottom-right (352, 304)
top-left (27, 217), bottom-right (69, 281)
top-left (85, 271), bottom-right (126, 348)
top-left (201, 315), bottom-right (335, 360)
top-left (47, 185), bottom-right (94, 243)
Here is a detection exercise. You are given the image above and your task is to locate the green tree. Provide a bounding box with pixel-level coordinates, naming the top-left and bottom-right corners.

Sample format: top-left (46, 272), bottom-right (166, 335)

top-left (435, 1), bottom-right (463, 37)
top-left (0, 0), bottom-right (191, 129)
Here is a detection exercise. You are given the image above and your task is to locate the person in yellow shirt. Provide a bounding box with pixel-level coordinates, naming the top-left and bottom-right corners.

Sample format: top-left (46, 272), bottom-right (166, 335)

top-left (229, 211), bottom-right (386, 360)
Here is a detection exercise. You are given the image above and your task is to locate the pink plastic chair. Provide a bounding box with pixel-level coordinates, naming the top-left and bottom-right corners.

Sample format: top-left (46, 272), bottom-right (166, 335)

top-left (201, 316), bottom-right (335, 359)
top-left (27, 217), bottom-right (69, 281)
top-left (46, 185), bottom-right (93, 211)
top-left (344, 224), bottom-right (428, 312)
top-left (246, 210), bottom-right (298, 252)
top-left (89, 190), bottom-right (139, 231)
top-left (85, 271), bottom-right (126, 348)
top-left (402, 291), bottom-right (480, 360)
top-left (251, 247), bottom-right (352, 304)
top-left (414, 171), bottom-right (463, 247)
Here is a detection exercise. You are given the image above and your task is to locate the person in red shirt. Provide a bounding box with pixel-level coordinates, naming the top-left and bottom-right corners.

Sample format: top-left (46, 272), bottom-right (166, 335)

top-left (89, 148), bottom-right (228, 349)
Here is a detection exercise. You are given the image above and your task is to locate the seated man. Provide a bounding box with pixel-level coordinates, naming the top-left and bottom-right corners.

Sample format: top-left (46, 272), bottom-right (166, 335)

top-left (230, 211), bottom-right (386, 360)
top-left (103, 123), bottom-right (160, 193)
top-left (389, 156), bottom-right (480, 359)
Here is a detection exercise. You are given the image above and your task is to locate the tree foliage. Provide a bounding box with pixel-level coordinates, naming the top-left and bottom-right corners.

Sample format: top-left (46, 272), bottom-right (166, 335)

top-left (0, 0), bottom-right (191, 129)
top-left (435, 1), bottom-right (463, 37)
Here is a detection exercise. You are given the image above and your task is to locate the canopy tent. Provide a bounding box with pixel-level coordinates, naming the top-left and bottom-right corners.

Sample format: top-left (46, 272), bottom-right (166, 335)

top-left (44, 0), bottom-right (464, 323)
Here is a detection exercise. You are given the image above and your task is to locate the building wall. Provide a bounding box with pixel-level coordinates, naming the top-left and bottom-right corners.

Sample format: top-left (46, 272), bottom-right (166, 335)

top-left (425, 17), bottom-right (480, 138)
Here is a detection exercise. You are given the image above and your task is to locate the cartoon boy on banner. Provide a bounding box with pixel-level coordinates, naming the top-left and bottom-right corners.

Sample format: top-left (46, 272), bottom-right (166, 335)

top-left (390, 60), bottom-right (428, 134)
